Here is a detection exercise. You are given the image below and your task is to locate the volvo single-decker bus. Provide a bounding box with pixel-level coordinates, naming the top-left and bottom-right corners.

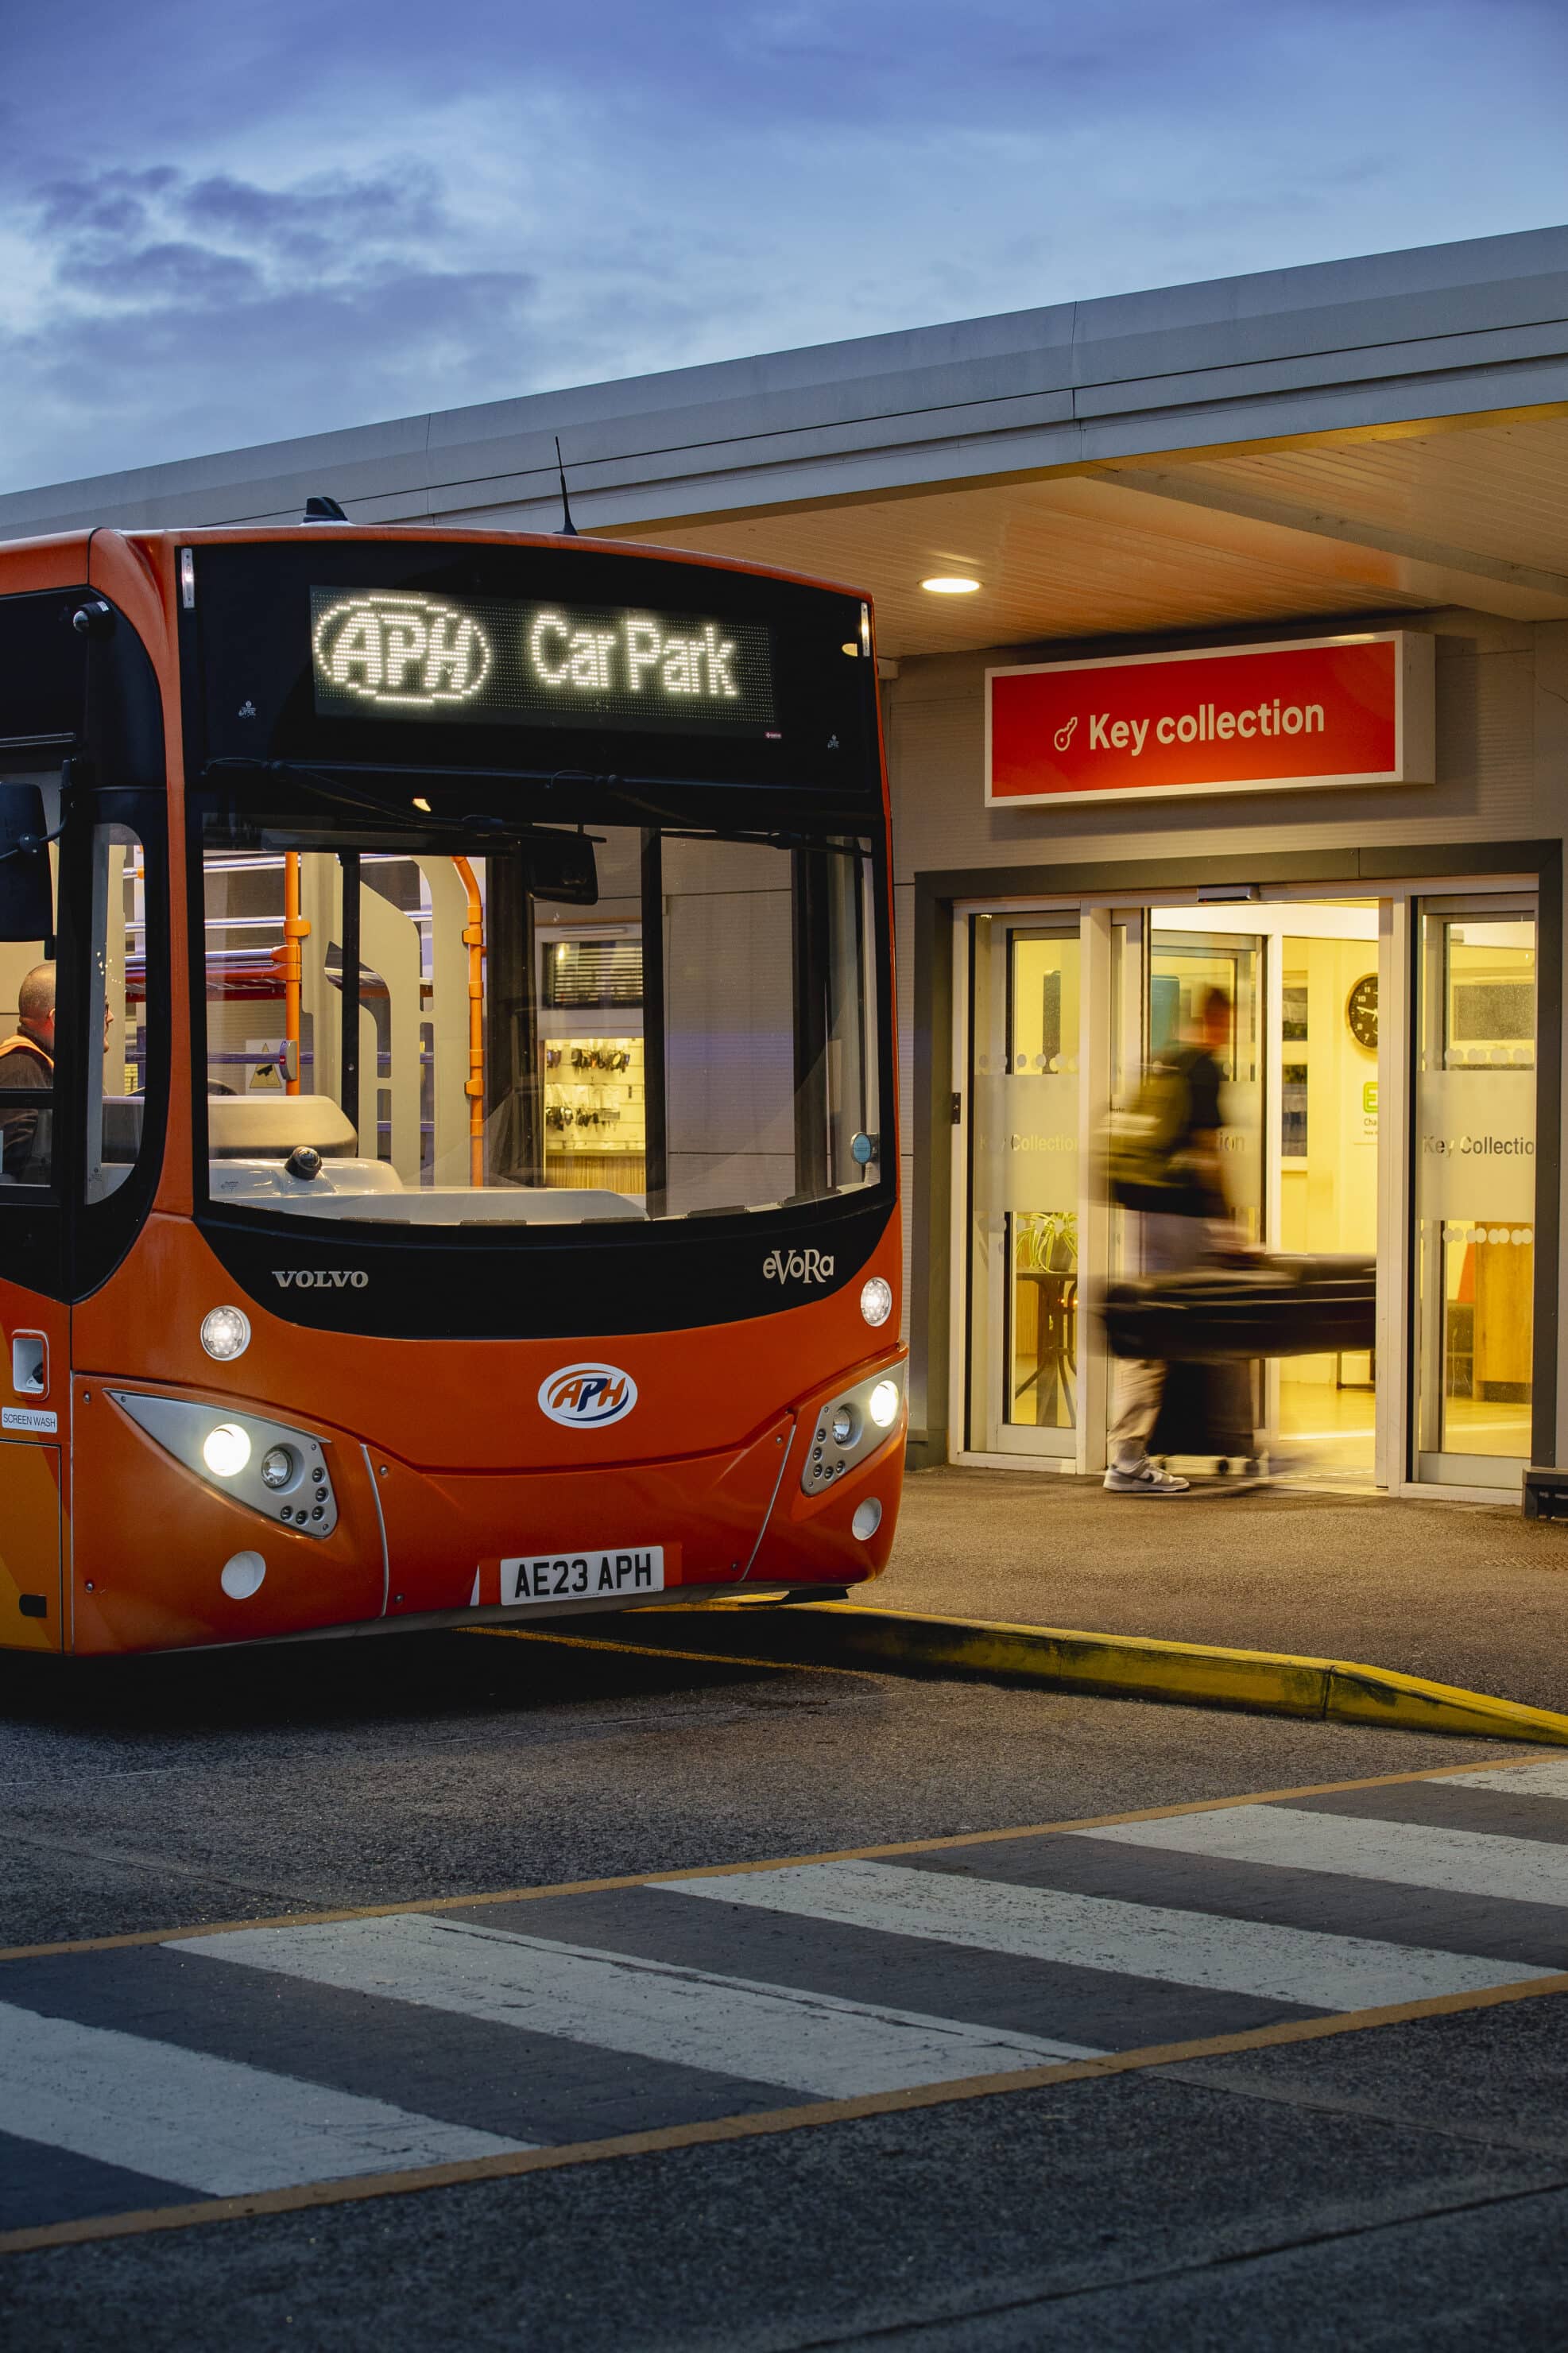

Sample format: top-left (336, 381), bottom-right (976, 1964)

top-left (0, 524), bottom-right (902, 1657)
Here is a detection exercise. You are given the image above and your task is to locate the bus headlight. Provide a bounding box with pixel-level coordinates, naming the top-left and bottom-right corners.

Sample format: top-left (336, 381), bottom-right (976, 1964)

top-left (860, 1277), bottom-right (892, 1328)
top-left (200, 1306), bottom-right (251, 1361)
top-left (202, 1423), bottom-right (252, 1478)
top-left (802, 1364), bottom-right (903, 1494)
top-left (868, 1380), bottom-right (900, 1429)
top-left (111, 1392), bottom-right (339, 1541)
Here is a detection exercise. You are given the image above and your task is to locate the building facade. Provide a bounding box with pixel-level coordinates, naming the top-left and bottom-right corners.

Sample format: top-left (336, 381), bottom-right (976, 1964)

top-left (8, 225), bottom-right (1568, 1501)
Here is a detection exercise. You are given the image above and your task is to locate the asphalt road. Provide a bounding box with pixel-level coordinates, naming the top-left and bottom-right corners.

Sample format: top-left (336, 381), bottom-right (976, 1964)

top-left (4, 1628), bottom-right (1568, 2348)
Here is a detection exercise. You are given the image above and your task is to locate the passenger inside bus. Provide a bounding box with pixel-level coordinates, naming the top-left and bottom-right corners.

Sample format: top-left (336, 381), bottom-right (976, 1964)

top-left (0, 963), bottom-right (56, 1181)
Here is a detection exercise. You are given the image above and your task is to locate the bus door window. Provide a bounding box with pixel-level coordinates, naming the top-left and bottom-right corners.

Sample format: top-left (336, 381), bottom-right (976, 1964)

top-left (0, 959), bottom-right (56, 1185)
top-left (0, 774), bottom-right (62, 1192)
top-left (0, 769), bottom-right (63, 1654)
top-left (83, 823), bottom-right (153, 1205)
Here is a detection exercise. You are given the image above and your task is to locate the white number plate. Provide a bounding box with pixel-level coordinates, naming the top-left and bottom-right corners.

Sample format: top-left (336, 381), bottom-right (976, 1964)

top-left (500, 1546), bottom-right (665, 1607)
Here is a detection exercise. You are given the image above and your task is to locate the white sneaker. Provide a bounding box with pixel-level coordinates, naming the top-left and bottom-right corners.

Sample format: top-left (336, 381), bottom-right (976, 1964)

top-left (1103, 1457), bottom-right (1191, 1497)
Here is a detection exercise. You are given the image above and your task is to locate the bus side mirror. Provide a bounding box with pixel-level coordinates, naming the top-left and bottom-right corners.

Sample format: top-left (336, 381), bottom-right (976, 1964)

top-left (0, 787), bottom-right (56, 941)
top-left (526, 829), bottom-right (598, 907)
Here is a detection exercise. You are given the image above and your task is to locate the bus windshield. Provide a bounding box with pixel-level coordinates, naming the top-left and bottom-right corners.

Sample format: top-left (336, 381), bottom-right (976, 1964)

top-left (197, 812), bottom-right (885, 1227)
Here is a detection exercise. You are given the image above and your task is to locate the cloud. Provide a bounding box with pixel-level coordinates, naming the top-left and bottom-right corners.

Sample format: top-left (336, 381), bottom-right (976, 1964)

top-left (37, 166), bottom-right (180, 237)
top-left (1, 0), bottom-right (1566, 493)
top-left (0, 160), bottom-right (539, 487)
top-left (60, 240), bottom-right (265, 305)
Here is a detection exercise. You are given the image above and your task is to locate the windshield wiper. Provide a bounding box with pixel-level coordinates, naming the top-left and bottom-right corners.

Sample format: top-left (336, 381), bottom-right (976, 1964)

top-left (203, 758), bottom-right (603, 850)
top-left (206, 754), bottom-right (501, 841)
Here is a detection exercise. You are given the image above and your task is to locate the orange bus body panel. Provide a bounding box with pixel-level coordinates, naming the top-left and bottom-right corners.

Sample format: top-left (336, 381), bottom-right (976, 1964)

top-left (71, 1217), bottom-right (901, 1471)
top-left (0, 1436), bottom-right (63, 1653)
top-left (66, 1218), bottom-right (903, 1654)
top-left (71, 1381), bottom-right (387, 1655)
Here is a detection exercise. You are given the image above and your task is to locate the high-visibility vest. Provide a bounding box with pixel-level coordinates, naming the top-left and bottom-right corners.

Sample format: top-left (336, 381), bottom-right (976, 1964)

top-left (0, 1035), bottom-right (53, 1073)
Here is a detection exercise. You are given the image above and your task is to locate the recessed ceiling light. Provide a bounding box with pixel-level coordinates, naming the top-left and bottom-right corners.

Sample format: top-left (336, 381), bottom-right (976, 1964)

top-left (921, 576), bottom-right (981, 595)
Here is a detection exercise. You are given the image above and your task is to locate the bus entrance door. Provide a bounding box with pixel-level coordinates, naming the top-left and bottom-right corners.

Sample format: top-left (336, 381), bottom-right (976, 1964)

top-left (0, 1293), bottom-right (64, 1652)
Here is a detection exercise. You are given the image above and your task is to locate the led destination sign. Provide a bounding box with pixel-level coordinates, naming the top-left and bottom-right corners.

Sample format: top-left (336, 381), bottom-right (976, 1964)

top-left (311, 587), bottom-right (776, 735)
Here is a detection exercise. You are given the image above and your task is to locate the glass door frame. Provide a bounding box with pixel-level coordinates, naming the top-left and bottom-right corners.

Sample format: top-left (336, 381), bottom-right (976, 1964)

top-left (949, 874), bottom-right (1545, 1501)
top-left (1410, 892), bottom-right (1541, 1492)
top-left (950, 898), bottom-right (1112, 1471)
top-left (955, 905), bottom-right (1105, 1464)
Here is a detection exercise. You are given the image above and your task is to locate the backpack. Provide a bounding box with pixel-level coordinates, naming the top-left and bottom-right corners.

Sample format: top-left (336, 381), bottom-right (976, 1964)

top-left (1101, 1053), bottom-right (1198, 1213)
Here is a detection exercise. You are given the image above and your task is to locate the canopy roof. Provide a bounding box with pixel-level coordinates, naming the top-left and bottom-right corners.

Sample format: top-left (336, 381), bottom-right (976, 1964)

top-left (6, 224), bottom-right (1568, 656)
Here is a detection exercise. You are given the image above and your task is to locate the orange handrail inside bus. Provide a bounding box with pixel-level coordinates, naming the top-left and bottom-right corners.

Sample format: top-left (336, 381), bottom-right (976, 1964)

top-left (451, 855), bottom-right (485, 1186)
top-left (271, 849), bottom-right (310, 1095)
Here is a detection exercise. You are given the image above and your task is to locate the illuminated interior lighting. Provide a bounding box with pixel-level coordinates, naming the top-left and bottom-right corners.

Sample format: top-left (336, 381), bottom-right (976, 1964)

top-left (920, 576), bottom-right (981, 595)
top-left (412, 797), bottom-right (432, 812)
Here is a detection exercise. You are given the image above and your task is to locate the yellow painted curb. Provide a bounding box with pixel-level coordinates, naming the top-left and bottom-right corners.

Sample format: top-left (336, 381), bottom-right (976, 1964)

top-left (626, 1601), bottom-right (1568, 1746)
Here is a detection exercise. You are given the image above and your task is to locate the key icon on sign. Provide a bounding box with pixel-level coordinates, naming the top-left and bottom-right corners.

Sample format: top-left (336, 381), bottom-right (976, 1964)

top-left (1054, 715), bottom-right (1078, 752)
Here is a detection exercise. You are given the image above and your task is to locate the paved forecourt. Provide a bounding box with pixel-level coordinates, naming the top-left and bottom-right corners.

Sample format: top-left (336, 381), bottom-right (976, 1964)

top-left (6, 1754), bottom-right (1568, 2251)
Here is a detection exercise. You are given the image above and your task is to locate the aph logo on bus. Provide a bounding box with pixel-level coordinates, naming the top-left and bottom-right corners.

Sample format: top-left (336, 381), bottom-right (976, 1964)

top-left (313, 591), bottom-right (494, 711)
top-left (538, 1363), bottom-right (639, 1429)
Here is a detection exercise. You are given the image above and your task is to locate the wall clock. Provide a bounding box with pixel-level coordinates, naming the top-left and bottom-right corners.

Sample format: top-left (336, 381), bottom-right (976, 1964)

top-left (1346, 973), bottom-right (1378, 1052)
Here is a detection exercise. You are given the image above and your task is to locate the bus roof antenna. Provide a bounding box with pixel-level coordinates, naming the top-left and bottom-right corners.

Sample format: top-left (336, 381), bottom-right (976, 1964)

top-left (303, 494), bottom-right (348, 523)
top-left (554, 438), bottom-right (578, 537)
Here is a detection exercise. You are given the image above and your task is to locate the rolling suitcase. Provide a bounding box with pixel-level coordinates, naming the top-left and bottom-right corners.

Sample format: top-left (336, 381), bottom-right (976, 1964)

top-left (1099, 1253), bottom-right (1376, 1364)
top-left (1148, 1357), bottom-right (1256, 1463)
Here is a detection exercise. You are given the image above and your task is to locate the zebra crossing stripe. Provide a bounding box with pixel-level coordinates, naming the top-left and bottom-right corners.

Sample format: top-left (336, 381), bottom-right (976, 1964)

top-left (0, 2001), bottom-right (530, 2197)
top-left (655, 1859), bottom-right (1558, 2010)
top-left (1078, 1804), bottom-right (1568, 1907)
top-left (175, 1912), bottom-right (1098, 2094)
top-left (1450, 1760), bottom-right (1568, 1801)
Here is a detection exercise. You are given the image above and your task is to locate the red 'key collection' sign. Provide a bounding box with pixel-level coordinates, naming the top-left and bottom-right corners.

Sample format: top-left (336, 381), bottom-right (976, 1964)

top-left (986, 632), bottom-right (1434, 808)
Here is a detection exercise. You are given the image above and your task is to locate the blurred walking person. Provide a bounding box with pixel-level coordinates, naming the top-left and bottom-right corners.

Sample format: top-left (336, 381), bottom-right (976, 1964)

top-left (1103, 985), bottom-right (1234, 1496)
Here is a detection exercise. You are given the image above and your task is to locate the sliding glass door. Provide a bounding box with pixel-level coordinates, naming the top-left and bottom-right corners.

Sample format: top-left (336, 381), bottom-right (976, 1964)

top-left (1413, 900), bottom-right (1538, 1488)
top-left (966, 916), bottom-right (1081, 1459)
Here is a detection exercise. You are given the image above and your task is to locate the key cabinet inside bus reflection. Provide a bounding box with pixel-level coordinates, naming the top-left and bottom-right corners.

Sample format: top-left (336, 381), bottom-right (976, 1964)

top-left (0, 529), bottom-right (904, 1658)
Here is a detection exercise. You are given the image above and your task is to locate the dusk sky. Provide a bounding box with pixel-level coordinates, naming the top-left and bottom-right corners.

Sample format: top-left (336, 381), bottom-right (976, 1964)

top-left (2, 0), bottom-right (1564, 495)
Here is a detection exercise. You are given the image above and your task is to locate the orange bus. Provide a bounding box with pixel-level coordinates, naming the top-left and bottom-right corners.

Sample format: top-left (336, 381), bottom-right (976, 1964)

top-left (0, 523), bottom-right (902, 1657)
